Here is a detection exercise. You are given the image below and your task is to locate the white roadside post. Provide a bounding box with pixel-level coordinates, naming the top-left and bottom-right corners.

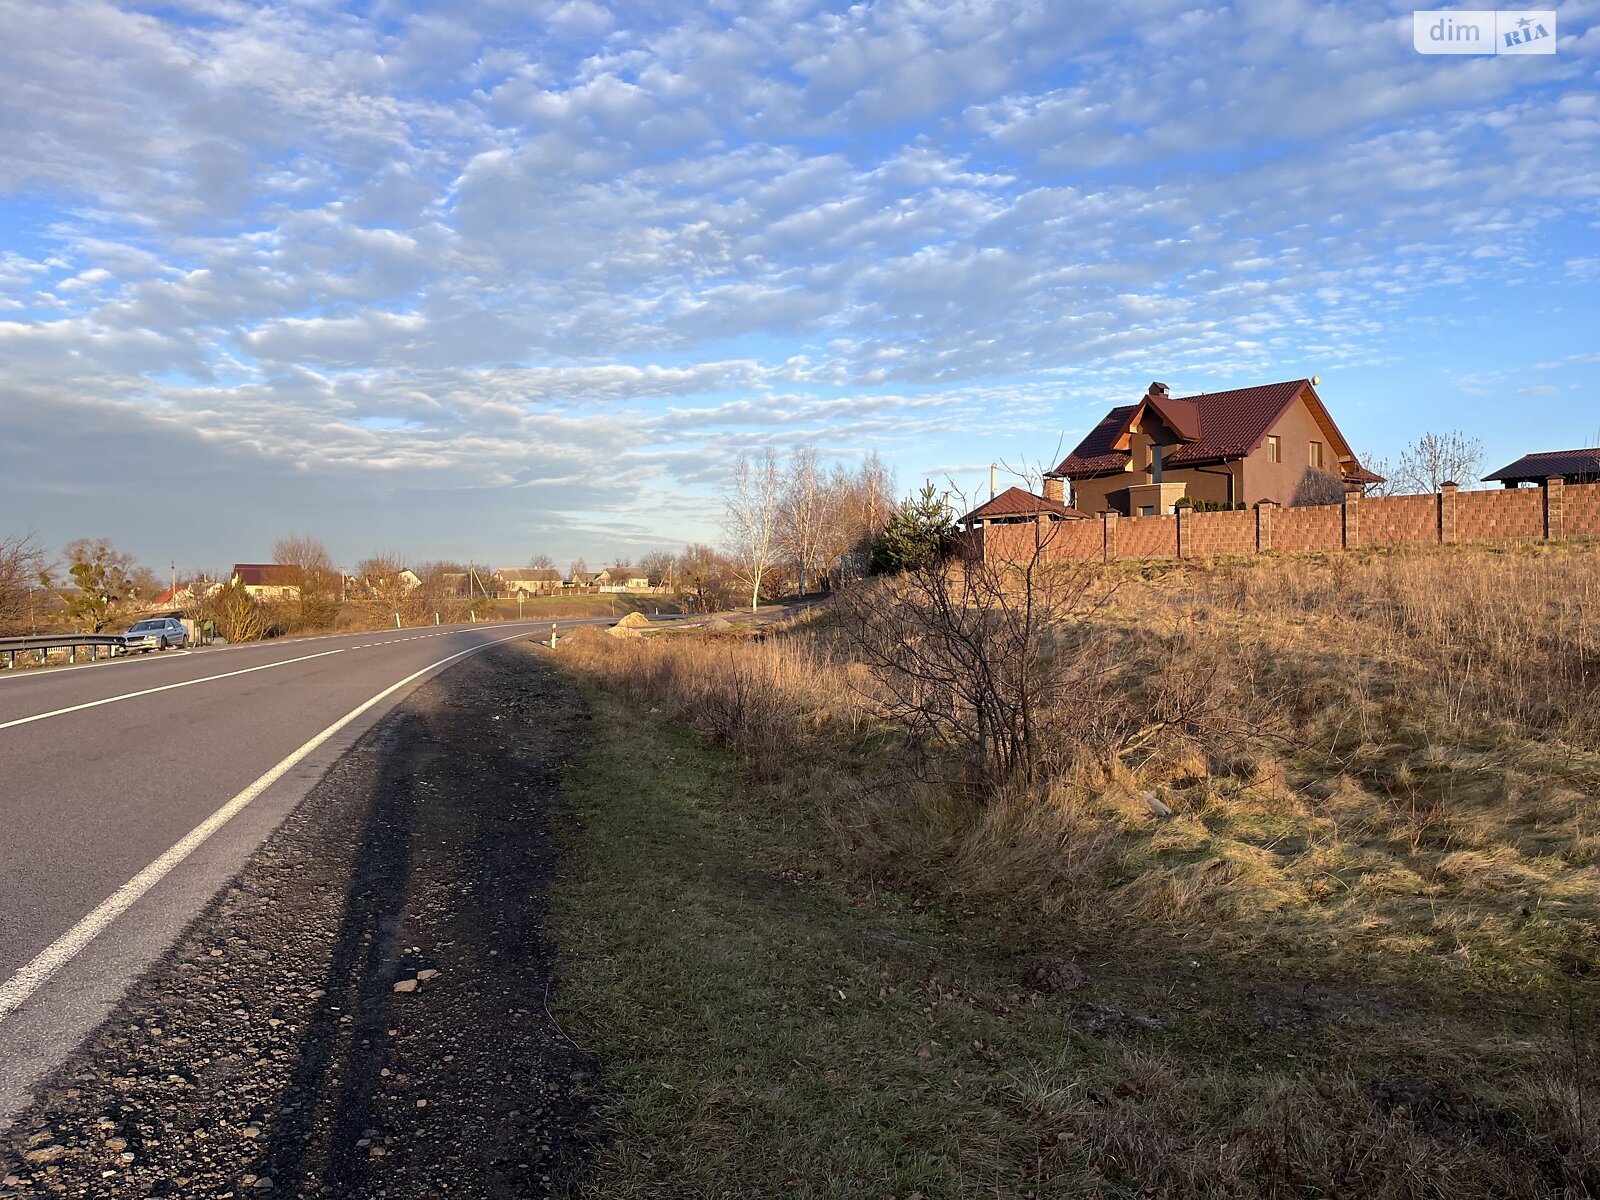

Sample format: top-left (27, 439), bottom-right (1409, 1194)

top-left (550, 623), bottom-right (557, 648)
top-left (394, 613), bottom-right (402, 629)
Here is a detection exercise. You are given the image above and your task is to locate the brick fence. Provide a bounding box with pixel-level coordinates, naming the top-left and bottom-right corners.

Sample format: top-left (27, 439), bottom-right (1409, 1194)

top-left (973, 478), bottom-right (1600, 564)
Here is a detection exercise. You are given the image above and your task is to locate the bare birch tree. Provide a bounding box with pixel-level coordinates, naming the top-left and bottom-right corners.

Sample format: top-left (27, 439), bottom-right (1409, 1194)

top-left (815, 454), bottom-right (897, 587)
top-left (778, 447), bottom-right (825, 595)
top-left (722, 448), bottom-right (782, 612)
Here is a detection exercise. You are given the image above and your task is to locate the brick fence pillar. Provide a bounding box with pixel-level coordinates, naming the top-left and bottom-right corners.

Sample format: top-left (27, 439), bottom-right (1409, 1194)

top-left (1255, 500), bottom-right (1275, 553)
top-left (1101, 511), bottom-right (1118, 563)
top-left (1175, 505), bottom-right (1187, 559)
top-left (1545, 475), bottom-right (1565, 540)
top-left (1440, 482), bottom-right (1458, 544)
top-left (1342, 489), bottom-right (1361, 549)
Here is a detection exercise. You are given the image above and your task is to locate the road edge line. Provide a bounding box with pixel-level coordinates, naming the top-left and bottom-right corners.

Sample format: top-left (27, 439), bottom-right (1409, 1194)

top-left (0, 628), bottom-right (538, 1027)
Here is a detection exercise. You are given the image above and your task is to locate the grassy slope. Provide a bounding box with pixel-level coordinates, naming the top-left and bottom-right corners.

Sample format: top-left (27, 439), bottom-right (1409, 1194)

top-left (551, 685), bottom-right (1596, 1199)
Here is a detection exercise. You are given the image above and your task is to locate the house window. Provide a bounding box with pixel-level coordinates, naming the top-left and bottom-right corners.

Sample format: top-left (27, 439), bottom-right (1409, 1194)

top-left (1310, 440), bottom-right (1324, 470)
top-left (1267, 435), bottom-right (1280, 463)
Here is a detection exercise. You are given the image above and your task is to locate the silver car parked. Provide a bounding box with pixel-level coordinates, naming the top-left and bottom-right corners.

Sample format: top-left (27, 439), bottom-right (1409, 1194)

top-left (123, 617), bottom-right (189, 652)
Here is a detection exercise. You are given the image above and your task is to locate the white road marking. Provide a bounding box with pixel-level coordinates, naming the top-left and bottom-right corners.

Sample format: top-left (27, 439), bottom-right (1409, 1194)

top-left (0, 649), bottom-right (347, 732)
top-left (0, 626), bottom-right (539, 1028)
top-left (0, 619), bottom-right (551, 688)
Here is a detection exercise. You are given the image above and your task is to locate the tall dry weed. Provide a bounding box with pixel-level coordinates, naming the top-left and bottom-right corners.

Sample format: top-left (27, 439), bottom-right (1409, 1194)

top-left (558, 544), bottom-right (1600, 980)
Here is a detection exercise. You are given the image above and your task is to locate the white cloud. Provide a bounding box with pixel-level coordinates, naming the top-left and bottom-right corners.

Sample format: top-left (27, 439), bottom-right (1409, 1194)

top-left (0, 0), bottom-right (1596, 564)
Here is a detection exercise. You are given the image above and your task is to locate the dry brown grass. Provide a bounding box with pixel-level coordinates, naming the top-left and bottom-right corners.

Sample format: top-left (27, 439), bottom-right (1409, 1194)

top-left (552, 543), bottom-right (1600, 1196)
top-left (561, 545), bottom-right (1600, 990)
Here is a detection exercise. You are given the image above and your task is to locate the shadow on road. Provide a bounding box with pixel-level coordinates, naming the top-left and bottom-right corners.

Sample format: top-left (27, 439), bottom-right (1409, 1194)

top-left (261, 712), bottom-right (422, 1193)
top-left (252, 646), bottom-right (596, 1197)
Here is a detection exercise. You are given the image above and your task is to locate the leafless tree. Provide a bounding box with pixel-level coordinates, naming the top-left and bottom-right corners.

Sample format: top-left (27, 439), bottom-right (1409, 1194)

top-left (639, 549), bottom-right (676, 589)
top-left (1291, 468), bottom-right (1349, 507)
top-left (676, 543), bottom-right (736, 613)
top-left (353, 554), bottom-right (428, 624)
top-left (778, 447), bottom-right (825, 595)
top-left (273, 533), bottom-right (340, 630)
top-left (837, 532), bottom-right (1229, 798)
top-left (528, 553), bottom-right (555, 569)
top-left (0, 533), bottom-right (49, 635)
top-left (835, 537), bottom-right (1104, 794)
top-left (1361, 453), bottom-right (1398, 497)
top-left (1392, 430), bottom-right (1485, 494)
top-left (723, 448), bottom-right (782, 611)
top-left (816, 454), bottom-right (897, 588)
top-left (569, 558), bottom-right (588, 579)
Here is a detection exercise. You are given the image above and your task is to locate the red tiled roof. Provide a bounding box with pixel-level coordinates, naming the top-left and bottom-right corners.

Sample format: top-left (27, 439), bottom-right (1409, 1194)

top-left (1137, 392), bottom-right (1202, 442)
top-left (960, 485), bottom-right (1088, 525)
top-left (231, 563), bottom-right (299, 587)
top-left (1052, 380), bottom-right (1336, 477)
top-left (1485, 448), bottom-right (1600, 482)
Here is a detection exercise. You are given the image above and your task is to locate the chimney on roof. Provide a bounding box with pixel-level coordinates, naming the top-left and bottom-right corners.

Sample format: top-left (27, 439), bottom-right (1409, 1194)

top-left (1148, 381), bottom-right (1169, 397)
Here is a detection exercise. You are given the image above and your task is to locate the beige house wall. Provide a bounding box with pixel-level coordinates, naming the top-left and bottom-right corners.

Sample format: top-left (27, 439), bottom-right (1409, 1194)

top-left (1240, 390), bottom-right (1341, 505)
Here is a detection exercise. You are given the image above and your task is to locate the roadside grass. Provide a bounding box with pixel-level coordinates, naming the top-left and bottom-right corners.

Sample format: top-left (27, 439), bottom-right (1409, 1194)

top-left (485, 594), bottom-right (679, 620)
top-left (551, 686), bottom-right (1599, 1198)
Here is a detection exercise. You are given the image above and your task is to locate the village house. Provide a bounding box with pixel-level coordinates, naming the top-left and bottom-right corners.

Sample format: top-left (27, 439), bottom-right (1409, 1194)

top-left (958, 485), bottom-right (1087, 533)
top-left (1485, 448), bottom-right (1600, 488)
top-left (595, 566), bottom-right (650, 590)
top-left (1050, 380), bottom-right (1382, 516)
top-left (497, 567), bottom-right (563, 597)
top-left (229, 564), bottom-right (301, 600)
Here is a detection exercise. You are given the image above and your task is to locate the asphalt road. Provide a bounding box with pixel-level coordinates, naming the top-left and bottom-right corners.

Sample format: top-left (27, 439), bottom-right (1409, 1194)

top-left (0, 617), bottom-right (619, 1128)
top-left (1, 641), bottom-right (593, 1197)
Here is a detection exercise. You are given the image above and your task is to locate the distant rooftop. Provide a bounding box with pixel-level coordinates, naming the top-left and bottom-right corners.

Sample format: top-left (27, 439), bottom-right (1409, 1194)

top-left (1484, 448), bottom-right (1600, 483)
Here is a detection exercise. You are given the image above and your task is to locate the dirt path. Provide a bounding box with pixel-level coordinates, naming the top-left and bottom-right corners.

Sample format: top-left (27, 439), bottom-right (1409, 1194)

top-left (0, 642), bottom-right (593, 1199)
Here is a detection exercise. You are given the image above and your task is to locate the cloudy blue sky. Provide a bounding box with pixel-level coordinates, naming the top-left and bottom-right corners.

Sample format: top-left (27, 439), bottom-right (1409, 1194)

top-left (2, 0), bottom-right (1597, 571)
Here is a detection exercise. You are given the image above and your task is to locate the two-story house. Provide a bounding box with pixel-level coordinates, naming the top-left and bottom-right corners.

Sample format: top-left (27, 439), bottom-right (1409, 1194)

top-left (1049, 379), bottom-right (1382, 515)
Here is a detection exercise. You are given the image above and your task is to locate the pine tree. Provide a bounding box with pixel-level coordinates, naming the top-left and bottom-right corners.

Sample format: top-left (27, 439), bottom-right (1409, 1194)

top-left (869, 483), bottom-right (952, 575)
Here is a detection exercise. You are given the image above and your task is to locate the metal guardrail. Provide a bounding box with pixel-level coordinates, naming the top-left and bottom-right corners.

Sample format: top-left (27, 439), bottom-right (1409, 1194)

top-left (0, 633), bottom-right (129, 669)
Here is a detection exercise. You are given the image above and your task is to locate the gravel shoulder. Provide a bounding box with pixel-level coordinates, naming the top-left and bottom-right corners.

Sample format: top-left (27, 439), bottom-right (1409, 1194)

top-left (1, 641), bottom-right (593, 1199)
